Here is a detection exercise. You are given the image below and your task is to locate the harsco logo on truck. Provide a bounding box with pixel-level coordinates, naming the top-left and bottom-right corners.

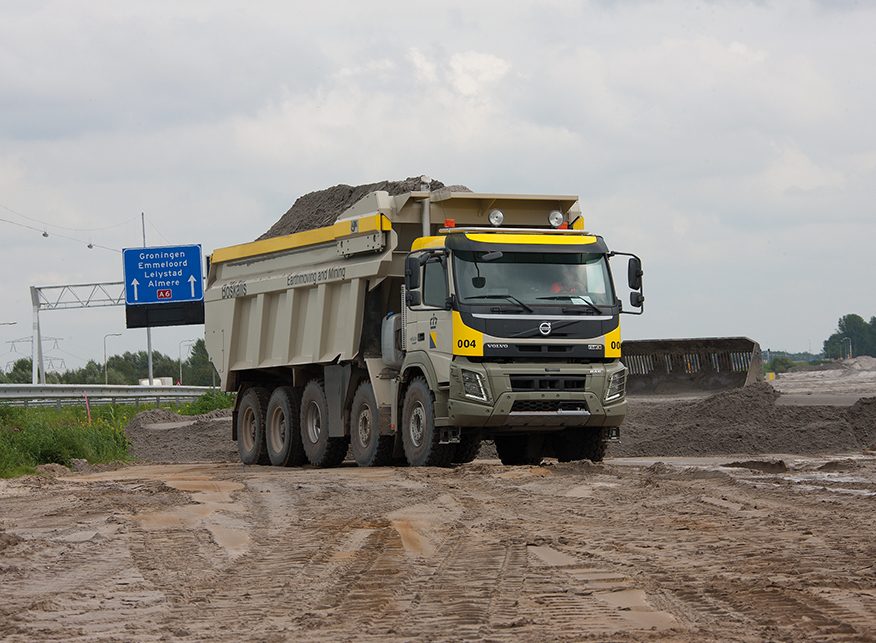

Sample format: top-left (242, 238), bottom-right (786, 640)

top-left (287, 266), bottom-right (346, 287)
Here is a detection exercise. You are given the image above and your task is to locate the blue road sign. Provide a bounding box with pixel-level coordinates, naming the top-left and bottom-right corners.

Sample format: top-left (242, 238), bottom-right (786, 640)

top-left (122, 244), bottom-right (204, 306)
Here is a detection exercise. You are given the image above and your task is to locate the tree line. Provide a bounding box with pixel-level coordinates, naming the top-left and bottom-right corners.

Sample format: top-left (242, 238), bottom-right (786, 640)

top-left (0, 339), bottom-right (218, 386)
top-left (823, 314), bottom-right (876, 359)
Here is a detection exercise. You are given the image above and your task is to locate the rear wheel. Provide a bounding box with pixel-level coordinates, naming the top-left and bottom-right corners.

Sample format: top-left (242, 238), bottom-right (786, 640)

top-left (494, 435), bottom-right (543, 466)
top-left (349, 382), bottom-right (394, 467)
top-left (265, 386), bottom-right (306, 467)
top-left (554, 428), bottom-right (606, 463)
top-left (300, 379), bottom-right (348, 467)
top-left (401, 377), bottom-right (452, 467)
top-left (237, 387), bottom-right (270, 465)
top-left (452, 432), bottom-right (482, 464)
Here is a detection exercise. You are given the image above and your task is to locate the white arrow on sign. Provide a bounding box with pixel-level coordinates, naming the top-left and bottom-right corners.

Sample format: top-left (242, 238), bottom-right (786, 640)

top-left (131, 278), bottom-right (139, 301)
top-left (188, 275), bottom-right (196, 298)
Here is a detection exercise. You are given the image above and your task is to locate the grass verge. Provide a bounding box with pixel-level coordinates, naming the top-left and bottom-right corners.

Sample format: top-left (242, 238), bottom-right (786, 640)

top-left (175, 390), bottom-right (235, 416)
top-left (0, 405), bottom-right (131, 478)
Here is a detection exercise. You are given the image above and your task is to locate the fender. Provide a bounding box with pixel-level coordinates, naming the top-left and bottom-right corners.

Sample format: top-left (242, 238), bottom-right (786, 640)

top-left (400, 350), bottom-right (440, 391)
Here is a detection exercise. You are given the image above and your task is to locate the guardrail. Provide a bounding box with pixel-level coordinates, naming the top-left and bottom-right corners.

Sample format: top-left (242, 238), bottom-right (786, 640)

top-left (0, 384), bottom-right (216, 408)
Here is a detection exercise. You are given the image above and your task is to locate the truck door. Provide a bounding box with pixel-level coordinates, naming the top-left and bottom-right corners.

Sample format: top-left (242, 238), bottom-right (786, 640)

top-left (406, 253), bottom-right (452, 384)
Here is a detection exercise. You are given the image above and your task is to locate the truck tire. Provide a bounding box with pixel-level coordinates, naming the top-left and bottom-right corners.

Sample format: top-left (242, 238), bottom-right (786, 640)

top-left (553, 428), bottom-right (606, 463)
top-left (237, 387), bottom-right (270, 465)
top-left (494, 435), bottom-right (542, 466)
top-left (300, 379), bottom-right (348, 467)
top-left (401, 377), bottom-right (453, 467)
top-left (349, 382), bottom-right (394, 467)
top-left (265, 386), bottom-right (307, 467)
top-left (452, 432), bottom-right (482, 464)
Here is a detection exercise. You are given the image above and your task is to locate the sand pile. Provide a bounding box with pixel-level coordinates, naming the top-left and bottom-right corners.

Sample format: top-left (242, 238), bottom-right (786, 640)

top-left (844, 356), bottom-right (876, 371)
top-left (259, 176), bottom-right (471, 240)
top-left (612, 383), bottom-right (876, 457)
top-left (125, 409), bottom-right (236, 463)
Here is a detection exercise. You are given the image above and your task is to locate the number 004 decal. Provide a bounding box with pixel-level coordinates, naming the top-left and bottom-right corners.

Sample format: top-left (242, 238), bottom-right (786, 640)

top-left (452, 312), bottom-right (484, 356)
top-left (604, 326), bottom-right (622, 358)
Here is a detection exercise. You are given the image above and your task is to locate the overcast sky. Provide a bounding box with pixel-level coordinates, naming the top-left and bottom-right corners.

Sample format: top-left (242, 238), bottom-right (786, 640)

top-left (1, 0), bottom-right (874, 374)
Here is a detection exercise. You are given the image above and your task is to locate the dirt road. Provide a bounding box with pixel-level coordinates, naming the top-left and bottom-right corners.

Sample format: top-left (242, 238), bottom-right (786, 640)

top-left (2, 456), bottom-right (875, 641)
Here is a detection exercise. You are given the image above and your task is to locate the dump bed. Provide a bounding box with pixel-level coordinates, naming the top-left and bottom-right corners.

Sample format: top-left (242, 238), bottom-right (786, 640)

top-left (205, 214), bottom-right (399, 390)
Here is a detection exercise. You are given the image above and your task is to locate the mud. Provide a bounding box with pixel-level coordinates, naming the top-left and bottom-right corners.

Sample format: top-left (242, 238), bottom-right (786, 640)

top-left (125, 409), bottom-right (236, 464)
top-left (613, 383), bottom-right (876, 457)
top-left (259, 176), bottom-right (471, 240)
top-left (1, 457), bottom-right (875, 641)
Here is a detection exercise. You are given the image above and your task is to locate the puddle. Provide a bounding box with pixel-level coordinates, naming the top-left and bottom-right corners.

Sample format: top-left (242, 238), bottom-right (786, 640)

top-left (596, 588), bottom-right (679, 630)
top-left (64, 465), bottom-right (251, 558)
top-left (528, 545), bottom-right (579, 567)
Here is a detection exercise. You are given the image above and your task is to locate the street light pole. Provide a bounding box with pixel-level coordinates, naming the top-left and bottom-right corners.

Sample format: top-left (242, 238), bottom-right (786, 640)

top-left (843, 337), bottom-right (853, 360)
top-left (142, 212), bottom-right (154, 385)
top-left (104, 333), bottom-right (122, 385)
top-left (178, 339), bottom-right (195, 385)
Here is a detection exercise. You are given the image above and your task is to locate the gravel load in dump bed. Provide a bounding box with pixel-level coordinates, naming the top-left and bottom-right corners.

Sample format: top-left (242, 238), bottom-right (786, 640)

top-left (125, 409), bottom-right (236, 463)
top-left (258, 176), bottom-right (472, 240)
top-left (610, 384), bottom-right (876, 457)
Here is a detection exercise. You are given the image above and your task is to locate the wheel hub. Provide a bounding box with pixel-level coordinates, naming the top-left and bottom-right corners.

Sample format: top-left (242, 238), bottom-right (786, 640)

top-left (357, 405), bottom-right (372, 446)
top-left (306, 401), bottom-right (321, 444)
top-left (409, 402), bottom-right (425, 448)
top-left (270, 407), bottom-right (286, 447)
top-left (241, 407), bottom-right (255, 450)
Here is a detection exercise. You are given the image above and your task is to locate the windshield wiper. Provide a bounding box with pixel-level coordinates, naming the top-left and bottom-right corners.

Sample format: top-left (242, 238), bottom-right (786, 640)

top-left (537, 295), bottom-right (603, 316)
top-left (465, 294), bottom-right (534, 313)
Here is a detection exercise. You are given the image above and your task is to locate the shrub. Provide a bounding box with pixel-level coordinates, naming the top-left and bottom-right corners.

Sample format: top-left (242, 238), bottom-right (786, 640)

top-left (0, 405), bottom-right (130, 478)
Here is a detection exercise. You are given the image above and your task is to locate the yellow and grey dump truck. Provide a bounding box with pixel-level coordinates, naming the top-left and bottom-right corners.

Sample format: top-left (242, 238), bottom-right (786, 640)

top-left (204, 188), bottom-right (645, 467)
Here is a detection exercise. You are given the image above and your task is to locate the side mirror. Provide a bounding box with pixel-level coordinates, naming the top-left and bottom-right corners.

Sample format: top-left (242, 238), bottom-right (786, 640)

top-left (405, 290), bottom-right (421, 307)
top-left (405, 255), bottom-right (421, 290)
top-left (630, 292), bottom-right (644, 308)
top-left (472, 276), bottom-right (486, 289)
top-left (628, 257), bottom-right (643, 290)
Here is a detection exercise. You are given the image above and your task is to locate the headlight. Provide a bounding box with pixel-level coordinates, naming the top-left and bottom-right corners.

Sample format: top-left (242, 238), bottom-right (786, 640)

top-left (461, 369), bottom-right (489, 402)
top-left (605, 369), bottom-right (627, 402)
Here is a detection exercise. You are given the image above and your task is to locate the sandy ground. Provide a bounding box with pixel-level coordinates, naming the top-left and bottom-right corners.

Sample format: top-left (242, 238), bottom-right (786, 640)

top-left (3, 368), bottom-right (876, 641)
top-left (1, 455), bottom-right (875, 641)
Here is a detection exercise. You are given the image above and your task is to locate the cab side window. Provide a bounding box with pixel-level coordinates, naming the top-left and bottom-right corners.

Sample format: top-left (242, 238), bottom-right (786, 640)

top-left (422, 260), bottom-right (448, 308)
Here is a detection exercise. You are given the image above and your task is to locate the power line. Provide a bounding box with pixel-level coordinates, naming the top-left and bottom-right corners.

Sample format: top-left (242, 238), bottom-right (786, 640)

top-left (0, 216), bottom-right (120, 253)
top-left (0, 201), bottom-right (139, 233)
top-left (146, 216), bottom-right (172, 244)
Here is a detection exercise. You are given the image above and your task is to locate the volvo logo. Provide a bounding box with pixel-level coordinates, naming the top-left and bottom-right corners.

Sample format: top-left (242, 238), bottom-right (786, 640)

top-left (538, 321), bottom-right (552, 336)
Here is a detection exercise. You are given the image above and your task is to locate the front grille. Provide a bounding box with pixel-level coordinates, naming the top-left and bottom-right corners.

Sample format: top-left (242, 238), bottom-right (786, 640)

top-left (516, 344), bottom-right (574, 354)
top-left (510, 400), bottom-right (588, 413)
top-left (510, 375), bottom-right (586, 392)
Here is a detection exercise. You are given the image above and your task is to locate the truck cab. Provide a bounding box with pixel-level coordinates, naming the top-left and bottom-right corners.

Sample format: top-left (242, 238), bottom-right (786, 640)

top-left (397, 218), bottom-right (640, 465)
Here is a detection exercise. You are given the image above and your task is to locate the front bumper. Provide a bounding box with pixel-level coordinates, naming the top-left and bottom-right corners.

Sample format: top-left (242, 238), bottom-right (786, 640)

top-left (447, 359), bottom-right (627, 430)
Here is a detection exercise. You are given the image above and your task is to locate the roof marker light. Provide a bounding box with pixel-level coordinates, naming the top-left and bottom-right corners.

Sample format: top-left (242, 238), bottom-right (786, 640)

top-left (488, 209), bottom-right (504, 227)
top-left (444, 218), bottom-right (456, 228)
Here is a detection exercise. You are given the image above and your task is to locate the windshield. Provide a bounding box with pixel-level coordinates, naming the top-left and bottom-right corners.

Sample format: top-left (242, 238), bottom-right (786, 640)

top-left (454, 251), bottom-right (615, 310)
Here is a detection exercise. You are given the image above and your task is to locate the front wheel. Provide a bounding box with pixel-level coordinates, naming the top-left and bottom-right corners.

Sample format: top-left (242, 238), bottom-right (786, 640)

top-left (401, 377), bottom-right (452, 467)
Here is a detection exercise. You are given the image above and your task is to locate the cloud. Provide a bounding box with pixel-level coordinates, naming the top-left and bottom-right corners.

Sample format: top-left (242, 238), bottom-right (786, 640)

top-left (1, 0), bottom-right (876, 366)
